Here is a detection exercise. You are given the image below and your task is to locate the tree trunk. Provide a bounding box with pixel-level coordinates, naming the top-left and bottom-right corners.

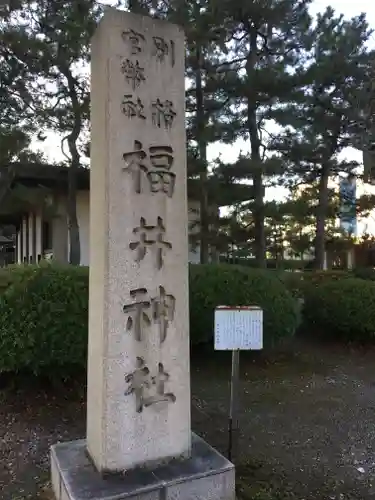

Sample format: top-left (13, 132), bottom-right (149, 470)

top-left (128, 0), bottom-right (141, 13)
top-left (246, 27), bottom-right (266, 268)
top-left (195, 45), bottom-right (209, 264)
top-left (61, 63), bottom-right (81, 265)
top-left (314, 167), bottom-right (330, 269)
top-left (67, 140), bottom-right (81, 265)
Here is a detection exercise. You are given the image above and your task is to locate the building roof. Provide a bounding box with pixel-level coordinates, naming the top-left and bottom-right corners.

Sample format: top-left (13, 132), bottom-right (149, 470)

top-left (0, 162), bottom-right (255, 224)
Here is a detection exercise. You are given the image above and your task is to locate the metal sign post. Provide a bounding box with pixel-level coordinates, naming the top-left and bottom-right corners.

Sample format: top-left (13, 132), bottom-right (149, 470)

top-left (228, 349), bottom-right (239, 461)
top-left (214, 306), bottom-right (263, 463)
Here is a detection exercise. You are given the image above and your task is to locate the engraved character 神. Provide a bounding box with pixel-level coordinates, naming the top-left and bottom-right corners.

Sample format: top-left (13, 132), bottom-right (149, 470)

top-left (121, 59), bottom-right (146, 90)
top-left (151, 99), bottom-right (176, 129)
top-left (125, 357), bottom-right (176, 413)
top-left (151, 285), bottom-right (175, 343)
top-left (122, 140), bottom-right (147, 193)
top-left (122, 94), bottom-right (146, 120)
top-left (121, 29), bottom-right (145, 54)
top-left (122, 288), bottom-right (151, 341)
top-left (147, 145), bottom-right (176, 197)
top-left (129, 216), bottom-right (172, 269)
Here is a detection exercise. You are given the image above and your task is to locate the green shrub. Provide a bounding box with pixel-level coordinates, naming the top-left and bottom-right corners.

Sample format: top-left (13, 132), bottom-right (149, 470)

top-left (277, 271), bottom-right (305, 298)
top-left (189, 264), bottom-right (300, 346)
top-left (0, 264), bottom-right (89, 376)
top-left (302, 269), bottom-right (353, 284)
top-left (0, 263), bottom-right (40, 294)
top-left (0, 263), bottom-right (299, 377)
top-left (353, 267), bottom-right (375, 281)
top-left (304, 277), bottom-right (375, 341)
top-left (279, 270), bottom-right (353, 299)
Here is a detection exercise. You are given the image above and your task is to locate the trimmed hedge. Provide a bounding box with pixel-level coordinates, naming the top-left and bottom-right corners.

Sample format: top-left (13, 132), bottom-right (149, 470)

top-left (0, 264), bottom-right (89, 376)
top-left (280, 270), bottom-right (353, 299)
top-left (0, 263), bottom-right (300, 377)
top-left (304, 277), bottom-right (375, 341)
top-left (353, 267), bottom-right (375, 281)
top-left (189, 264), bottom-right (300, 346)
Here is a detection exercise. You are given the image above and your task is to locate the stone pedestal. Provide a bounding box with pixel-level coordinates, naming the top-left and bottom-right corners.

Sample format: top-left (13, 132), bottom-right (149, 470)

top-left (51, 434), bottom-right (234, 500)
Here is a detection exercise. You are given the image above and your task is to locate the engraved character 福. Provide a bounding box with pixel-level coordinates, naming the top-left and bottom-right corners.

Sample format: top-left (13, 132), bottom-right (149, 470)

top-left (122, 141), bottom-right (176, 197)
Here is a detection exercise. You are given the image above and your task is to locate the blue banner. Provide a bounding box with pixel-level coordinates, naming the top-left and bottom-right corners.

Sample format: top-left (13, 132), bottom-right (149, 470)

top-left (339, 175), bottom-right (357, 236)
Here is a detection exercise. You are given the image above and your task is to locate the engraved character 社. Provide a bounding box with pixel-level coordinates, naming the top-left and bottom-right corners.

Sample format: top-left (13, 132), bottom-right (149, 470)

top-left (125, 357), bottom-right (176, 413)
top-left (122, 140), bottom-right (147, 193)
top-left (129, 216), bottom-right (172, 269)
top-left (122, 288), bottom-right (151, 341)
top-left (151, 99), bottom-right (176, 129)
top-left (122, 141), bottom-right (176, 197)
top-left (121, 29), bottom-right (145, 54)
top-left (152, 36), bottom-right (175, 66)
top-left (151, 285), bottom-right (175, 343)
top-left (122, 94), bottom-right (146, 120)
top-left (121, 59), bottom-right (146, 90)
top-left (147, 145), bottom-right (176, 197)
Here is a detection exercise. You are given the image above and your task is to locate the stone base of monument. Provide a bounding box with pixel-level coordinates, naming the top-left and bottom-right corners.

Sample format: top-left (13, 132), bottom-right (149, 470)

top-left (51, 433), bottom-right (235, 500)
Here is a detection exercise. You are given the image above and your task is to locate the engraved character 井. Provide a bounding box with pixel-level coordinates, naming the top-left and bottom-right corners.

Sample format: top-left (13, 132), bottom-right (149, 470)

top-left (151, 99), bottom-right (176, 129)
top-left (129, 216), bottom-right (172, 270)
top-left (152, 36), bottom-right (175, 66)
top-left (125, 357), bottom-right (176, 413)
top-left (121, 59), bottom-right (146, 90)
top-left (122, 288), bottom-right (151, 341)
top-left (121, 29), bottom-right (145, 54)
top-left (122, 94), bottom-right (146, 120)
top-left (122, 140), bottom-right (147, 193)
top-left (147, 145), bottom-right (176, 197)
top-left (151, 285), bottom-right (175, 343)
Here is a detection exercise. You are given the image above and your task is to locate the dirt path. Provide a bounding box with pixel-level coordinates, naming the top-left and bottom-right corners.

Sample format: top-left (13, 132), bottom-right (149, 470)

top-left (2, 339), bottom-right (375, 499)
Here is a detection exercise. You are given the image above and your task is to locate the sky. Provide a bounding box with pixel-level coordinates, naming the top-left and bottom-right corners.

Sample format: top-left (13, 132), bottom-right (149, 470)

top-left (32, 0), bottom-right (375, 233)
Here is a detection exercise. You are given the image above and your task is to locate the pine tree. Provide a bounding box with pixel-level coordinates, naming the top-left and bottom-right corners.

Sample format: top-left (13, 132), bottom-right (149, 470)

top-left (271, 7), bottom-right (374, 269)
top-left (0, 5), bottom-right (44, 164)
top-left (2, 0), bottom-right (103, 264)
top-left (208, 0), bottom-right (312, 267)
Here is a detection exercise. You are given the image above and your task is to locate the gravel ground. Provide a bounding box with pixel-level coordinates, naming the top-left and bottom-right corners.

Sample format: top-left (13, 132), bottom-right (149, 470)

top-left (2, 338), bottom-right (375, 499)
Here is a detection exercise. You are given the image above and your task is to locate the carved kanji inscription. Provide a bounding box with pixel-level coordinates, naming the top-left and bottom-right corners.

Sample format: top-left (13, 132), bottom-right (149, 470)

top-left (123, 287), bottom-right (175, 343)
top-left (122, 94), bottom-right (146, 120)
top-left (151, 285), bottom-right (175, 343)
top-left (152, 36), bottom-right (175, 66)
top-left (151, 99), bottom-right (176, 129)
top-left (129, 216), bottom-right (172, 270)
top-left (125, 357), bottom-right (176, 413)
top-left (121, 29), bottom-right (145, 54)
top-left (122, 141), bottom-right (176, 197)
top-left (121, 59), bottom-right (146, 90)
top-left (122, 288), bottom-right (151, 341)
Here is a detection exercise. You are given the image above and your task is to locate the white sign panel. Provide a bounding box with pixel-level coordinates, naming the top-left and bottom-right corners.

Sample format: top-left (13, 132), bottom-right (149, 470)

top-left (214, 306), bottom-right (263, 350)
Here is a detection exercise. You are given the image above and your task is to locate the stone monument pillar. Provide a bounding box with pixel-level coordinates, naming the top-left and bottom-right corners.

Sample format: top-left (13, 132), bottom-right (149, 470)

top-left (87, 7), bottom-right (191, 472)
top-left (50, 8), bottom-right (234, 500)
